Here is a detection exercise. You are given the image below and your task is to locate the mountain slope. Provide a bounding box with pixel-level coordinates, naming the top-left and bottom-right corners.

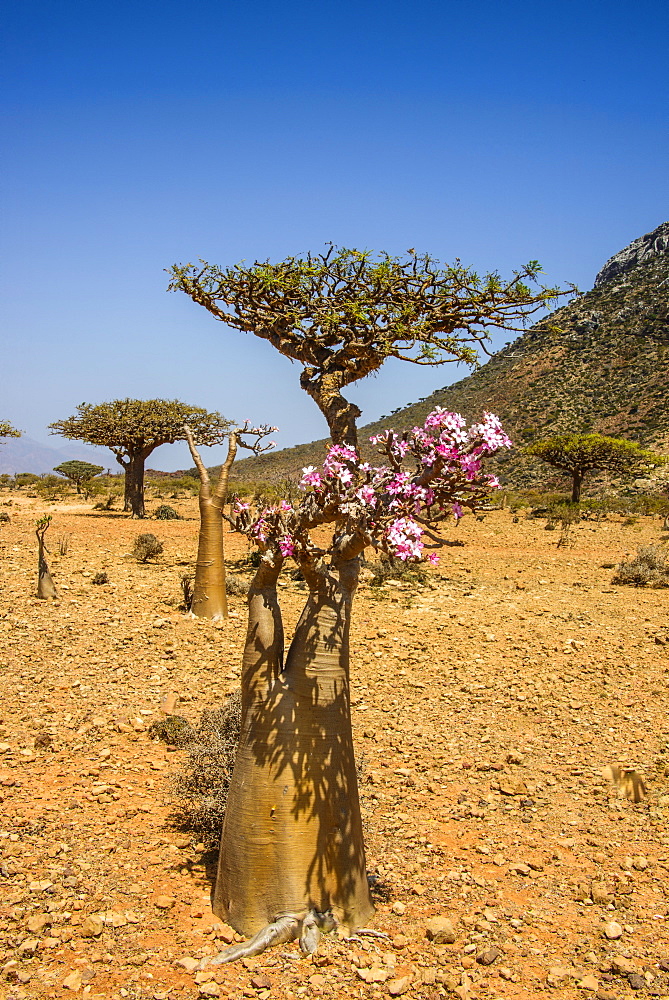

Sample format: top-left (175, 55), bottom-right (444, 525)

top-left (229, 222), bottom-right (669, 487)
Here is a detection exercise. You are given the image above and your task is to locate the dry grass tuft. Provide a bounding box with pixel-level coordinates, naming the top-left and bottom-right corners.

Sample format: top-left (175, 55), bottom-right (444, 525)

top-left (170, 690), bottom-right (242, 847)
top-left (613, 545), bottom-right (669, 587)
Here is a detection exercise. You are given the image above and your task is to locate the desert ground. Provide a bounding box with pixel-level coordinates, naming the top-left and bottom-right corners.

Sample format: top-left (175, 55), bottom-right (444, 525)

top-left (0, 491), bottom-right (668, 1000)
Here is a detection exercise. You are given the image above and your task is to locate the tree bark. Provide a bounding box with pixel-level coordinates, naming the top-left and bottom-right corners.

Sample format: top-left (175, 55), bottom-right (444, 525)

top-left (571, 470), bottom-right (583, 504)
top-left (185, 426), bottom-right (238, 620)
top-left (300, 370), bottom-right (361, 449)
top-left (214, 551), bottom-right (374, 936)
top-left (37, 538), bottom-right (57, 600)
top-left (124, 452), bottom-right (146, 518)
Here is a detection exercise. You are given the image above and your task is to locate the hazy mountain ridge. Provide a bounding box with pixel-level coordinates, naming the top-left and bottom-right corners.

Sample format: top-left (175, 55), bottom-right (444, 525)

top-left (0, 436), bottom-right (116, 476)
top-left (228, 223), bottom-right (669, 489)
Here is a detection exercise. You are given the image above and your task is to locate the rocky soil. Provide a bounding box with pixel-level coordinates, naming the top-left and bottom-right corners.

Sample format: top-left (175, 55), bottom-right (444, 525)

top-left (1, 492), bottom-right (668, 1000)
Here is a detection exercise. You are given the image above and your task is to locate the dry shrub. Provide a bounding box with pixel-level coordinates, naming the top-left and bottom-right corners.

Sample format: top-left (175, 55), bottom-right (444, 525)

top-left (613, 545), bottom-right (669, 588)
top-left (171, 690), bottom-right (242, 847)
top-left (91, 571), bottom-right (109, 585)
top-left (225, 573), bottom-right (249, 597)
top-left (180, 572), bottom-right (194, 611)
top-left (132, 533), bottom-right (163, 562)
top-left (365, 554), bottom-right (428, 588)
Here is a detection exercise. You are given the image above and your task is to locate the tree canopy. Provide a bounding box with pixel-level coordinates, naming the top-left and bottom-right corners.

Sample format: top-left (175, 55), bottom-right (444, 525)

top-left (49, 399), bottom-right (230, 460)
top-left (169, 247), bottom-right (572, 446)
top-left (54, 461), bottom-right (105, 493)
top-left (0, 421), bottom-right (20, 440)
top-left (50, 399), bottom-right (231, 517)
top-left (526, 433), bottom-right (667, 502)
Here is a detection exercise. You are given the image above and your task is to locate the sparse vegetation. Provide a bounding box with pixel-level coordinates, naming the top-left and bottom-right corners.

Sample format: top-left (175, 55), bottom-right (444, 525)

top-left (154, 504), bottom-right (181, 520)
top-left (53, 460), bottom-right (104, 495)
top-left (613, 545), bottom-right (669, 588)
top-left (171, 691), bottom-right (242, 847)
top-left (132, 533), bottom-right (164, 563)
top-left (525, 433), bottom-right (666, 503)
top-left (91, 571), bottom-right (109, 585)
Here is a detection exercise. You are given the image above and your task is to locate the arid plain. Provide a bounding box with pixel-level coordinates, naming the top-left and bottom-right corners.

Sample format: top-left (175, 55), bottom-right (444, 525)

top-left (1, 493), bottom-right (668, 1000)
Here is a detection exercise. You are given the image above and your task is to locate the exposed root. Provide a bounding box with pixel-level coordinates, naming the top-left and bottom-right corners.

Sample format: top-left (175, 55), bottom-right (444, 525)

top-left (196, 909), bottom-right (337, 968)
top-left (342, 928), bottom-right (391, 944)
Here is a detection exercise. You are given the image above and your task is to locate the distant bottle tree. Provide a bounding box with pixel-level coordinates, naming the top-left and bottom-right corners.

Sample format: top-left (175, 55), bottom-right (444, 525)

top-left (53, 460), bottom-right (105, 495)
top-left (526, 433), bottom-right (667, 502)
top-left (50, 399), bottom-right (231, 517)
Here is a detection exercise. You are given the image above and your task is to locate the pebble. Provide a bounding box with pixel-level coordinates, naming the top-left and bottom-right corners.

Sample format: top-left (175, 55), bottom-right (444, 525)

top-left (250, 974), bottom-right (272, 989)
top-left (154, 895), bottom-right (175, 909)
top-left (578, 973), bottom-right (599, 991)
top-left (62, 970), bottom-right (83, 990)
top-left (176, 957), bottom-right (199, 972)
top-left (198, 984), bottom-right (220, 998)
top-left (392, 901), bottom-right (406, 916)
top-left (476, 946), bottom-right (501, 966)
top-left (610, 956), bottom-right (635, 975)
top-left (425, 916), bottom-right (456, 944)
top-left (627, 973), bottom-right (645, 991)
top-left (387, 975), bottom-right (412, 996)
top-left (80, 915), bottom-right (104, 937)
top-left (603, 920), bottom-right (623, 940)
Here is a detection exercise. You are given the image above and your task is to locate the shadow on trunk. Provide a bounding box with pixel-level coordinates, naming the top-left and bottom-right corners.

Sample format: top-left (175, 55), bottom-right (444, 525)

top-left (214, 552), bottom-right (373, 937)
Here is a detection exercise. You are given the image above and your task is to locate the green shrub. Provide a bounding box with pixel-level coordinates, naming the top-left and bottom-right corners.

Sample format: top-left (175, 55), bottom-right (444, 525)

top-left (154, 504), bottom-right (181, 520)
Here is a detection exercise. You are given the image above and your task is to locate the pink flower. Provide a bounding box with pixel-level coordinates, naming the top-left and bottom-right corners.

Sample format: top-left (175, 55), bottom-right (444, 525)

top-left (278, 536), bottom-right (295, 557)
top-left (426, 552), bottom-right (440, 565)
top-left (300, 466), bottom-right (322, 488)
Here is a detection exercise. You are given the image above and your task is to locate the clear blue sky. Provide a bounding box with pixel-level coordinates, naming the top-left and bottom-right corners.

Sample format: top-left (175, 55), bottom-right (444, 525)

top-left (2, 0), bottom-right (668, 470)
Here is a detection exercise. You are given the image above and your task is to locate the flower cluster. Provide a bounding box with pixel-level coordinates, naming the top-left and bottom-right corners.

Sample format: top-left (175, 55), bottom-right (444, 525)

top-left (231, 408), bottom-right (511, 565)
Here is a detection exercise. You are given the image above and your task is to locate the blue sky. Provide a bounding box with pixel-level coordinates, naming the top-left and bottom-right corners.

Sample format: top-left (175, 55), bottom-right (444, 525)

top-left (2, 0), bottom-right (668, 471)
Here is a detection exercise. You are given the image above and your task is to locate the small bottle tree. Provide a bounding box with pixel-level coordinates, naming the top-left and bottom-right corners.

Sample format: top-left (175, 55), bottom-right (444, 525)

top-left (525, 433), bottom-right (667, 503)
top-left (36, 515), bottom-right (58, 599)
top-left (183, 422), bottom-right (277, 620)
top-left (53, 460), bottom-right (105, 496)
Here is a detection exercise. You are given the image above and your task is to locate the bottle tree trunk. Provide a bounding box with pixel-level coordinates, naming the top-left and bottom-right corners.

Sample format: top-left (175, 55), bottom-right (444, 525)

top-left (36, 521), bottom-right (58, 600)
top-left (184, 426), bottom-right (239, 620)
top-left (124, 452), bottom-right (146, 518)
top-left (214, 547), bottom-right (374, 936)
top-left (571, 469), bottom-right (584, 504)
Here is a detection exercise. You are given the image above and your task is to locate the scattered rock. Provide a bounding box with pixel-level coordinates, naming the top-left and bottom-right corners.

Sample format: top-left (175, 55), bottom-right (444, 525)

top-left (387, 975), bottom-right (412, 995)
top-left (425, 916), bottom-right (456, 944)
top-left (154, 895), bottom-right (175, 910)
top-left (577, 973), bottom-right (599, 992)
top-left (603, 920), bottom-right (623, 940)
top-left (627, 973), bottom-right (645, 991)
top-left (476, 947), bottom-right (502, 966)
top-left (80, 915), bottom-right (104, 937)
top-left (62, 970), bottom-right (83, 990)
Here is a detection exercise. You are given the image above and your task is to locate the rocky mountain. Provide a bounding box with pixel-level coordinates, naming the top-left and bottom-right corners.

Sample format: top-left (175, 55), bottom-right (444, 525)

top-left (227, 222), bottom-right (669, 490)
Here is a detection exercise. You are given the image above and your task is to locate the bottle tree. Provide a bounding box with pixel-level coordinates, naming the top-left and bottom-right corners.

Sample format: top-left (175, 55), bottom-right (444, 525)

top-left (183, 422), bottom-right (277, 620)
top-left (169, 247), bottom-right (568, 958)
top-left (50, 399), bottom-right (231, 517)
top-left (525, 433), bottom-right (667, 502)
